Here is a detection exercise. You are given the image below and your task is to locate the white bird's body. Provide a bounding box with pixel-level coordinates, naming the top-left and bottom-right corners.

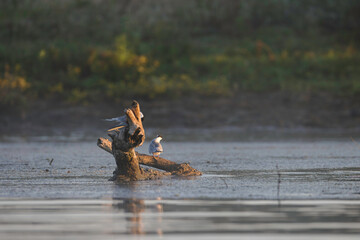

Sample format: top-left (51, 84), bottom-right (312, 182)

top-left (105, 112), bottom-right (144, 131)
top-left (149, 135), bottom-right (163, 158)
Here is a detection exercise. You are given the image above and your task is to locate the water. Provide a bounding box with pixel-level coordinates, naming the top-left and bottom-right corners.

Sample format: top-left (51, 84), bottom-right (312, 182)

top-left (1, 199), bottom-right (360, 239)
top-left (1, 134), bottom-right (360, 239)
top-left (1, 139), bottom-right (359, 199)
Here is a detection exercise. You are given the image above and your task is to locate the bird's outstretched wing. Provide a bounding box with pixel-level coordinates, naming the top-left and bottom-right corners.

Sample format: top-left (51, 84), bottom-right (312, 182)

top-left (104, 117), bottom-right (118, 121)
top-left (104, 116), bottom-right (127, 131)
top-left (104, 112), bottom-right (144, 122)
top-left (105, 112), bottom-right (144, 132)
top-left (104, 115), bottom-right (127, 123)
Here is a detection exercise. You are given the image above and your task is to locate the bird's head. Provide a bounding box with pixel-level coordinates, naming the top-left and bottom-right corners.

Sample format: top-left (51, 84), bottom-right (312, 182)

top-left (156, 135), bottom-right (163, 141)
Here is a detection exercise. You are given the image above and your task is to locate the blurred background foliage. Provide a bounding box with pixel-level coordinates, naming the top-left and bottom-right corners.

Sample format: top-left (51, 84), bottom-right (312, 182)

top-left (0, 0), bottom-right (359, 108)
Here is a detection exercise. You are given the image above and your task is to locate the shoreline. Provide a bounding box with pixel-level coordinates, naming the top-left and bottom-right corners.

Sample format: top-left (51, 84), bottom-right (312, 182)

top-left (1, 92), bottom-right (359, 137)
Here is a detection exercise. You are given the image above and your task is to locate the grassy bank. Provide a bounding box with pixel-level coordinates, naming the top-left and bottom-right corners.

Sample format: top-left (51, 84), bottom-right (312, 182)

top-left (1, 0), bottom-right (359, 110)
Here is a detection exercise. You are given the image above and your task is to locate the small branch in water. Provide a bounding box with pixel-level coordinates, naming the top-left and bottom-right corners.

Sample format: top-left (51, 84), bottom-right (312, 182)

top-left (276, 163), bottom-right (281, 207)
top-left (220, 177), bottom-right (228, 189)
top-left (46, 158), bottom-right (54, 165)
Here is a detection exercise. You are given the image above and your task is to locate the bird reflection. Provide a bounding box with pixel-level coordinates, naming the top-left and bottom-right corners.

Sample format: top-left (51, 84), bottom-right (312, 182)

top-left (113, 197), bottom-right (163, 236)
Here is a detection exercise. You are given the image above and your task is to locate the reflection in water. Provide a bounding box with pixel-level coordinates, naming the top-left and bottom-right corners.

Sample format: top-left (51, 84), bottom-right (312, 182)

top-left (113, 198), bottom-right (163, 236)
top-left (1, 138), bottom-right (360, 239)
top-left (0, 199), bottom-right (359, 239)
top-left (123, 199), bottom-right (145, 235)
top-left (108, 199), bottom-right (360, 236)
top-left (111, 179), bottom-right (166, 236)
top-left (112, 180), bottom-right (164, 236)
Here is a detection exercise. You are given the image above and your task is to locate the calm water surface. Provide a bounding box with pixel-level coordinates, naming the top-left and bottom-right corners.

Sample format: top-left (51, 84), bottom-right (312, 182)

top-left (1, 199), bottom-right (360, 239)
top-left (0, 131), bottom-right (360, 239)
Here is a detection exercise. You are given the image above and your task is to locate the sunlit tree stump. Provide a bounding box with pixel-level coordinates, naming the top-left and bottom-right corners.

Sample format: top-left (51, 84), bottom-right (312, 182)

top-left (97, 100), bottom-right (202, 181)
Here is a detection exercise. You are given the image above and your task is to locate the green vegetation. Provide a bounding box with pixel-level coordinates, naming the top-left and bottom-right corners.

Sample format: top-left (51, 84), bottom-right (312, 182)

top-left (1, 0), bottom-right (359, 108)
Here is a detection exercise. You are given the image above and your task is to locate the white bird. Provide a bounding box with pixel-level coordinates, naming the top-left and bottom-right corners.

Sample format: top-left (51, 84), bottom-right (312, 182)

top-left (149, 135), bottom-right (163, 158)
top-left (105, 112), bottom-right (144, 132)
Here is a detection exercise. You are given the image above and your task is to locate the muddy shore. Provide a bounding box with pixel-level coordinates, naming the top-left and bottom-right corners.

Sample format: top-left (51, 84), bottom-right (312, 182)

top-left (0, 92), bottom-right (359, 137)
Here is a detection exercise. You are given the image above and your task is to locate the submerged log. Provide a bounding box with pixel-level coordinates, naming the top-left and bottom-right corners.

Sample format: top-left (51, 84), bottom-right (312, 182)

top-left (97, 100), bottom-right (202, 181)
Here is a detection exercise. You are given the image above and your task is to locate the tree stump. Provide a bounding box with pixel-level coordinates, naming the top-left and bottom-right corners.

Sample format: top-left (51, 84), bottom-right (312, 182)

top-left (98, 100), bottom-right (202, 181)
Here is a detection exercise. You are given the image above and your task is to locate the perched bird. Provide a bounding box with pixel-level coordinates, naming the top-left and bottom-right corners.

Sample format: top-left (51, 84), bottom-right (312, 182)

top-left (149, 135), bottom-right (163, 158)
top-left (105, 112), bottom-right (144, 131)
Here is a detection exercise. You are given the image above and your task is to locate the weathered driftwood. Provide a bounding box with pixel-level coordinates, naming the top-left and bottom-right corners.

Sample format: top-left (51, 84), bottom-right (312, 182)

top-left (98, 137), bottom-right (202, 176)
top-left (97, 100), bottom-right (202, 181)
